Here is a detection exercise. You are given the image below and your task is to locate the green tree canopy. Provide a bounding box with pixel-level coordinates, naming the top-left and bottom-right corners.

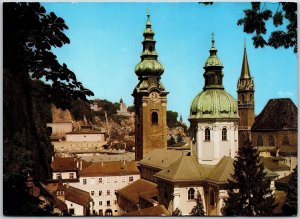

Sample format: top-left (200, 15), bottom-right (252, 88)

top-left (222, 140), bottom-right (275, 216)
top-left (167, 110), bottom-right (179, 128)
top-left (190, 191), bottom-right (206, 216)
top-left (282, 165), bottom-right (297, 216)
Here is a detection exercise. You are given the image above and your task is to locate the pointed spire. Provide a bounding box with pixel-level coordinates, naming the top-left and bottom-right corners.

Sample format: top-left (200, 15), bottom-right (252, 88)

top-left (240, 39), bottom-right (251, 79)
top-left (146, 8), bottom-right (151, 27)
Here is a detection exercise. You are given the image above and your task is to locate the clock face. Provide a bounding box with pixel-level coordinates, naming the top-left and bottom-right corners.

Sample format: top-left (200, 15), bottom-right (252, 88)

top-left (149, 91), bottom-right (160, 102)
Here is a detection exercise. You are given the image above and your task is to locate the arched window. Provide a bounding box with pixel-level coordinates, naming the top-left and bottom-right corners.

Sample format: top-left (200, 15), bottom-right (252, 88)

top-left (222, 128), bottom-right (227, 141)
top-left (151, 112), bottom-right (158, 124)
top-left (209, 189), bottom-right (215, 206)
top-left (188, 188), bottom-right (195, 200)
top-left (205, 128), bottom-right (210, 141)
top-left (282, 136), bottom-right (289, 145)
top-left (257, 135), bottom-right (263, 146)
top-left (269, 135), bottom-right (274, 146)
top-left (149, 46), bottom-right (153, 52)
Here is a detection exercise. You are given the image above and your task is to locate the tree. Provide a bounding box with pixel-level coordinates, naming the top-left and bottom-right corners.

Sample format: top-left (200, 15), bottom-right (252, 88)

top-left (201, 2), bottom-right (297, 53)
top-left (190, 191), bottom-right (206, 216)
top-left (167, 135), bottom-right (176, 146)
top-left (172, 208), bottom-right (183, 216)
top-left (167, 110), bottom-right (179, 128)
top-left (282, 165), bottom-right (297, 216)
top-left (177, 134), bottom-right (183, 143)
top-left (222, 140), bottom-right (275, 216)
top-left (3, 3), bottom-right (93, 215)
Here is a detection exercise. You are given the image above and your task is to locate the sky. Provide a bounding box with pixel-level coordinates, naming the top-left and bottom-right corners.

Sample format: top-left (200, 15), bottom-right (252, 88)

top-left (43, 2), bottom-right (298, 125)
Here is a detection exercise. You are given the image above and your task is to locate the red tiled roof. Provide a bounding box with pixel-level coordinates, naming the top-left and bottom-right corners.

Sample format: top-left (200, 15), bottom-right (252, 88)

top-left (125, 205), bottom-right (170, 216)
top-left (52, 157), bottom-right (78, 172)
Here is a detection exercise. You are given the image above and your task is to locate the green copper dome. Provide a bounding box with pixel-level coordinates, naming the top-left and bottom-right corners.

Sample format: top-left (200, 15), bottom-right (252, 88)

top-left (190, 89), bottom-right (238, 119)
top-left (135, 59), bottom-right (164, 76)
top-left (189, 33), bottom-right (238, 120)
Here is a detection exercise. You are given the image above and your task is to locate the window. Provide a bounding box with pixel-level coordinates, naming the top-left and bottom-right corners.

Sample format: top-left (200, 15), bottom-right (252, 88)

top-left (149, 46), bottom-right (153, 52)
top-left (91, 191), bottom-right (94, 196)
top-left (205, 128), bottom-right (210, 141)
top-left (241, 94), bottom-right (245, 102)
top-left (92, 201), bottom-right (95, 206)
top-left (107, 177), bottom-right (110, 183)
top-left (107, 200), bottom-right (111, 206)
top-left (69, 173), bottom-right (74, 179)
top-left (57, 191), bottom-right (64, 196)
top-left (210, 190), bottom-right (215, 206)
top-left (151, 112), bottom-right (158, 124)
top-left (99, 178), bottom-right (103, 184)
top-left (129, 176), bottom-right (134, 182)
top-left (269, 135), bottom-right (274, 146)
top-left (222, 128), bottom-right (227, 141)
top-left (188, 188), bottom-right (195, 200)
top-left (257, 135), bottom-right (263, 146)
top-left (99, 210), bottom-right (103, 216)
top-left (69, 208), bottom-right (75, 215)
top-left (107, 190), bottom-right (111, 196)
top-left (56, 173), bottom-right (61, 179)
top-left (115, 190), bottom-right (117, 195)
top-left (121, 176), bottom-right (125, 182)
top-left (99, 201), bottom-right (102, 206)
top-left (83, 179), bottom-right (87, 185)
top-left (282, 136), bottom-right (289, 145)
top-left (114, 177), bottom-right (118, 183)
top-left (99, 190), bottom-right (102, 196)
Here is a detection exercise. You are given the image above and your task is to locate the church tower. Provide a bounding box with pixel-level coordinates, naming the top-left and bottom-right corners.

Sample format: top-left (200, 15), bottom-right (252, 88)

top-left (189, 34), bottom-right (239, 165)
top-left (237, 41), bottom-right (255, 146)
top-left (132, 11), bottom-right (168, 161)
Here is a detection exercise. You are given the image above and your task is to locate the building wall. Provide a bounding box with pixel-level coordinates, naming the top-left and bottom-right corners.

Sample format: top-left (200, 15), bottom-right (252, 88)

top-left (65, 200), bottom-right (85, 216)
top-left (69, 174), bottom-right (140, 215)
top-left (47, 122), bottom-right (73, 137)
top-left (53, 171), bottom-right (77, 180)
top-left (195, 121), bottom-right (239, 165)
top-left (251, 130), bottom-right (297, 147)
top-left (66, 133), bottom-right (105, 142)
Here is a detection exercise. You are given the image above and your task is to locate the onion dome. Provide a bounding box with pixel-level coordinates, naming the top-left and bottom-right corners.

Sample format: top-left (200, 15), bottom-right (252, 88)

top-left (189, 33), bottom-right (239, 120)
top-left (135, 10), bottom-right (164, 77)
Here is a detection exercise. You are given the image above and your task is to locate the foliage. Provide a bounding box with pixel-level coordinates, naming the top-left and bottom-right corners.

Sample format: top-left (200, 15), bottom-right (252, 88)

top-left (70, 98), bottom-right (94, 123)
top-left (282, 165), bottom-right (297, 216)
top-left (222, 140), bottom-right (275, 216)
top-left (127, 105), bottom-right (135, 113)
top-left (172, 208), bottom-right (183, 216)
top-left (111, 114), bottom-right (129, 125)
top-left (237, 2), bottom-right (297, 53)
top-left (190, 191), bottom-right (206, 216)
top-left (200, 2), bottom-right (297, 53)
top-left (3, 2), bottom-right (92, 215)
top-left (167, 110), bottom-right (179, 128)
top-left (167, 135), bottom-right (176, 146)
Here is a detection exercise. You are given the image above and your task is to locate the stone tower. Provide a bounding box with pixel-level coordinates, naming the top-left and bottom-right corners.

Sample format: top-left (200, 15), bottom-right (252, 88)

top-left (189, 34), bottom-right (239, 165)
top-left (237, 41), bottom-right (255, 146)
top-left (132, 11), bottom-right (168, 161)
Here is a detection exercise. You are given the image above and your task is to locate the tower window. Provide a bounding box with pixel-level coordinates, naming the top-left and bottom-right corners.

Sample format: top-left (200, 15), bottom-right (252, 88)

top-left (205, 128), bottom-right (210, 141)
top-left (151, 112), bottom-right (158, 124)
top-left (222, 128), bottom-right (227, 141)
top-left (241, 94), bottom-right (245, 102)
top-left (188, 188), bottom-right (195, 200)
top-left (269, 135), bottom-right (274, 146)
top-left (149, 46), bottom-right (153, 52)
top-left (282, 136), bottom-right (289, 145)
top-left (257, 135), bottom-right (263, 146)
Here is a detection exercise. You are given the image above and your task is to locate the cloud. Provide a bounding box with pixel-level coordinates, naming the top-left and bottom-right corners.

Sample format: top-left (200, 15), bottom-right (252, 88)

top-left (277, 91), bottom-right (294, 97)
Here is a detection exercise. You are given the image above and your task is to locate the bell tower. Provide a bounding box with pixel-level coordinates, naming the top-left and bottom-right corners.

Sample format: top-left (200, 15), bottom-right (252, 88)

top-left (237, 41), bottom-right (255, 146)
top-left (132, 10), bottom-right (168, 161)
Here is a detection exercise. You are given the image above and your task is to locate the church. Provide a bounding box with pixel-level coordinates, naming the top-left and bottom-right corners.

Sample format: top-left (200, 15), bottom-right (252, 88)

top-left (116, 11), bottom-right (297, 216)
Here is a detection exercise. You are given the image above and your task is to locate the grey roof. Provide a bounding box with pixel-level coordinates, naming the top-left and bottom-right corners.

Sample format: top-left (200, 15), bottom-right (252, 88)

top-left (154, 155), bottom-right (213, 182)
top-left (139, 149), bottom-right (187, 170)
top-left (207, 156), bottom-right (234, 183)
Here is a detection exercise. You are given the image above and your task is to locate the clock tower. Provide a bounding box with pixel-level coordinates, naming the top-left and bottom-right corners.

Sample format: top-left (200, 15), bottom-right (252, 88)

top-left (132, 11), bottom-right (168, 161)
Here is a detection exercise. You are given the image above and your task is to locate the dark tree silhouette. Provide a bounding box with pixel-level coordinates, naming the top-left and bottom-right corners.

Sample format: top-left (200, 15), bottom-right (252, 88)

top-left (167, 110), bottom-right (179, 128)
top-left (200, 2), bottom-right (297, 53)
top-left (167, 135), bottom-right (176, 146)
top-left (190, 191), bottom-right (206, 216)
top-left (3, 2), bottom-right (93, 215)
top-left (222, 140), bottom-right (275, 216)
top-left (282, 165), bottom-right (297, 216)
top-left (172, 208), bottom-right (183, 216)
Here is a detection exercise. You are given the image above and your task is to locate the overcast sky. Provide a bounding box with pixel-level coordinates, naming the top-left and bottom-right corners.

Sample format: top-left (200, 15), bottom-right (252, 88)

top-left (43, 2), bottom-right (298, 124)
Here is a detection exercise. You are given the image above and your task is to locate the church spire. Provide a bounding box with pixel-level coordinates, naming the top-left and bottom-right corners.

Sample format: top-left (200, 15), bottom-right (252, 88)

top-left (240, 39), bottom-right (251, 79)
top-left (135, 10), bottom-right (164, 77)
